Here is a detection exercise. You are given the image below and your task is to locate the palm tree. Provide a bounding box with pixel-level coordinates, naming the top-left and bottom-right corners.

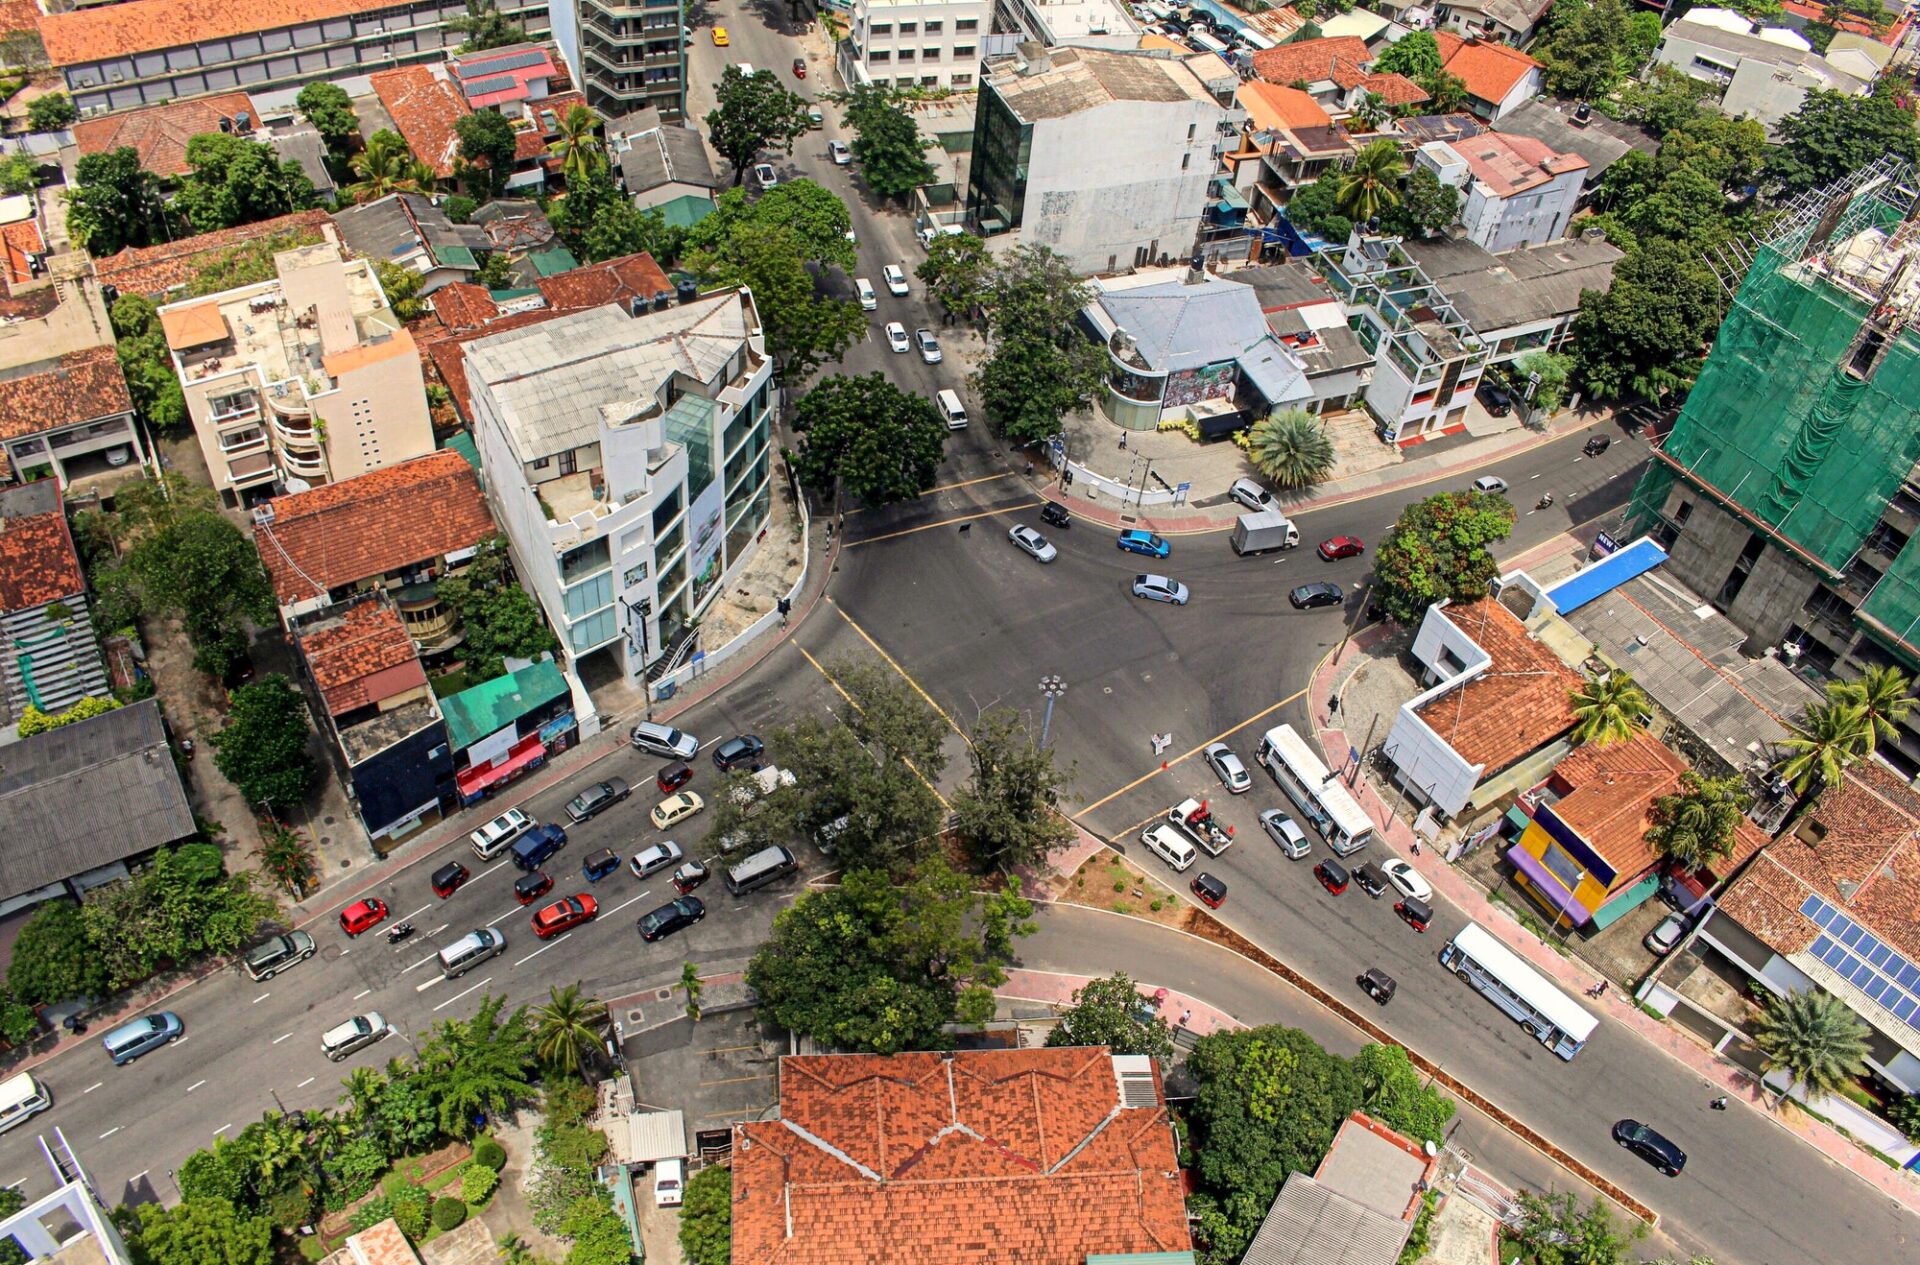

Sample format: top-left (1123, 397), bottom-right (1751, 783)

top-left (1567, 670), bottom-right (1650, 747)
top-left (548, 104), bottom-right (605, 187)
top-left (1775, 697), bottom-right (1871, 797)
top-left (1752, 988), bottom-right (1869, 1106)
top-left (1246, 408), bottom-right (1336, 490)
top-left (533, 983), bottom-right (611, 1082)
top-left (348, 130), bottom-right (434, 203)
top-left (1830, 665), bottom-right (1913, 755)
top-left (1331, 138), bottom-right (1404, 225)
top-left (1644, 771), bottom-right (1751, 870)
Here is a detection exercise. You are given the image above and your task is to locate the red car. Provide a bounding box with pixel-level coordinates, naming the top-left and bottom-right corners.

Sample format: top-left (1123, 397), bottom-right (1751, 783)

top-left (1318, 535), bottom-right (1364, 561)
top-left (657, 761), bottom-right (693, 794)
top-left (792, 57), bottom-right (807, 78)
top-left (531, 893), bottom-right (598, 939)
top-left (339, 898), bottom-right (389, 937)
top-left (513, 870), bottom-right (554, 906)
top-left (431, 861), bottom-right (471, 899)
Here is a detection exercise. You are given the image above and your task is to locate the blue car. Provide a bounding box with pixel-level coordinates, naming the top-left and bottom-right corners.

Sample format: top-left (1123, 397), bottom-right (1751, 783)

top-left (1116, 530), bottom-right (1170, 559)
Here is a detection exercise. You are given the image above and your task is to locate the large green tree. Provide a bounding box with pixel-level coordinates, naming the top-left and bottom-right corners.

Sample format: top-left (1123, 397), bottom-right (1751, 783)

top-left (1371, 31), bottom-right (1439, 79)
top-left (532, 984), bottom-right (610, 1083)
top-left (678, 1164), bottom-right (732, 1265)
top-left (1282, 176), bottom-right (1352, 242)
top-left (6, 900), bottom-right (106, 1006)
top-left (1509, 1191), bottom-right (1645, 1265)
top-left (1378, 167), bottom-right (1458, 240)
top-left (1535, 0), bottom-right (1634, 99)
top-left (916, 230), bottom-right (993, 321)
top-left (977, 245), bottom-right (1106, 445)
top-left (27, 92), bottom-right (74, 133)
top-left (1830, 665), bottom-right (1914, 754)
top-left (110, 294), bottom-right (189, 430)
top-left (127, 502), bottom-right (277, 679)
top-left (549, 160), bottom-right (682, 264)
top-left (793, 373), bottom-right (948, 506)
top-left (1776, 696), bottom-right (1870, 798)
top-left (745, 858), bottom-right (1033, 1052)
top-left (211, 676), bottom-right (316, 811)
top-left (447, 0), bottom-right (527, 51)
top-left (1330, 138), bottom-right (1403, 224)
top-left (173, 133), bottom-right (317, 235)
top-left (1349, 1043), bottom-right (1454, 1145)
top-left (1371, 490), bottom-right (1515, 624)
top-left (122, 1196), bottom-right (273, 1265)
top-left (548, 103), bottom-right (606, 185)
top-left (456, 109), bottom-right (517, 197)
top-left (1646, 771), bottom-right (1752, 870)
top-left (949, 706), bottom-right (1075, 873)
top-left (705, 65), bottom-right (812, 184)
top-left (66, 147), bottom-right (169, 256)
top-left (1045, 972), bottom-right (1175, 1060)
top-left (1766, 82), bottom-right (1920, 200)
top-left (844, 85), bottom-right (936, 202)
top-left (348, 129), bottom-right (434, 203)
top-left (1569, 237), bottom-right (1722, 401)
top-left (435, 539), bottom-right (558, 683)
top-left (411, 993), bottom-right (535, 1137)
top-left (80, 844), bottom-right (276, 995)
top-left (295, 82), bottom-right (360, 152)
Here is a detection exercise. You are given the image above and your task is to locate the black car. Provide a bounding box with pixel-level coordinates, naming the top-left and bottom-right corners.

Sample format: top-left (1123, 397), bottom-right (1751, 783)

top-left (1477, 381), bottom-right (1513, 416)
top-left (1613, 1119), bottom-right (1686, 1176)
top-left (1583, 434), bottom-right (1612, 456)
top-left (1040, 501), bottom-right (1071, 529)
top-left (1290, 582), bottom-right (1344, 610)
top-left (712, 734), bottom-right (766, 771)
top-left (565, 777), bottom-right (630, 823)
top-left (638, 896), bottom-right (706, 942)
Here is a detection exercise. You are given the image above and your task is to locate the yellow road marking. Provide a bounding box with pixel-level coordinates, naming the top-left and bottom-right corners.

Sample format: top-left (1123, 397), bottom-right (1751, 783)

top-left (842, 503), bottom-right (1015, 546)
top-left (840, 471), bottom-right (1012, 514)
top-left (1077, 685), bottom-right (1309, 816)
top-left (823, 599), bottom-right (966, 740)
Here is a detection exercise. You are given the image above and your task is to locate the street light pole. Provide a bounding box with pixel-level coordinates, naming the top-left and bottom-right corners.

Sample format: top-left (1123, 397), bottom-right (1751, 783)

top-left (1038, 674), bottom-right (1067, 747)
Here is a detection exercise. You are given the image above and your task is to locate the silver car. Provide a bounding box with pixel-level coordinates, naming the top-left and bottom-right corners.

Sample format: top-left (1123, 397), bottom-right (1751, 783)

top-left (829, 139), bottom-right (851, 165)
top-left (915, 328), bottom-right (942, 363)
top-left (1260, 809), bottom-right (1311, 858)
top-left (630, 721), bottom-right (699, 759)
top-left (1203, 742), bottom-right (1251, 793)
top-left (1229, 477), bottom-right (1275, 512)
top-left (1472, 475), bottom-right (1509, 494)
top-left (1008, 525), bottom-right (1058, 563)
top-left (1131, 574), bottom-right (1190, 605)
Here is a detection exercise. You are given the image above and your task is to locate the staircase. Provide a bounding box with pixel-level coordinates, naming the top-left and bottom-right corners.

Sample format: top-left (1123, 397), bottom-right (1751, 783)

top-left (1, 597), bottom-right (111, 724)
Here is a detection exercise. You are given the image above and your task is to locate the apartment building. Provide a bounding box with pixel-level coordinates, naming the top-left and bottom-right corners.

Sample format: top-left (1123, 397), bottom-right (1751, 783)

top-left (965, 45), bottom-right (1233, 275)
top-left (546, 0), bottom-right (687, 122)
top-left (993, 0), bottom-right (1140, 51)
top-left (0, 482), bottom-right (110, 730)
top-left (42, 0), bottom-right (551, 117)
top-left (158, 239), bottom-right (434, 507)
top-left (1654, 8), bottom-right (1866, 131)
top-left (463, 290), bottom-right (775, 696)
top-left (838, 0), bottom-right (990, 92)
top-left (1412, 132), bottom-right (1584, 253)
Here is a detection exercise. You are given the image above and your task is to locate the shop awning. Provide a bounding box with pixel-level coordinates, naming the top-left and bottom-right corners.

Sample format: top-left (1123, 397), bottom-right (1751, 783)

top-left (456, 741), bottom-right (543, 797)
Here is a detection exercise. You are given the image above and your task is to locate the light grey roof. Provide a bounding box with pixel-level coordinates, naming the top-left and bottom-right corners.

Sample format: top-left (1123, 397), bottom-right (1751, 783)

top-left (1448, 0), bottom-right (1553, 32)
top-left (1403, 234), bottom-right (1623, 332)
top-left (1240, 1175), bottom-right (1409, 1265)
top-left (333, 194), bottom-right (486, 270)
top-left (464, 295), bottom-right (749, 464)
top-left (0, 699), bottom-right (194, 900)
top-left (1236, 264), bottom-right (1333, 312)
top-left (618, 124), bottom-right (720, 195)
top-left (1665, 15), bottom-right (1818, 65)
top-left (1496, 99), bottom-right (1655, 185)
top-left (1314, 1124), bottom-right (1428, 1222)
top-left (270, 125), bottom-right (337, 196)
top-left (1097, 273), bottom-right (1276, 371)
top-left (987, 46), bottom-right (1212, 121)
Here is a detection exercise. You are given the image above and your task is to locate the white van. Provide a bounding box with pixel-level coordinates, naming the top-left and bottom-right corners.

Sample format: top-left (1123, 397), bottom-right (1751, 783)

top-left (1140, 823), bottom-right (1197, 872)
top-left (0, 1072), bottom-right (50, 1135)
top-left (936, 389), bottom-right (968, 430)
top-left (918, 223), bottom-right (964, 249)
top-left (470, 807), bottom-right (534, 861)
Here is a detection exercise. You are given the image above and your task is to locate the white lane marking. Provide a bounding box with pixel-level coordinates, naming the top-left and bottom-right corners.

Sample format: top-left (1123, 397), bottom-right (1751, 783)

top-left (0, 1180), bottom-right (21, 1191)
top-left (339, 948), bottom-right (350, 957)
top-left (352, 988), bottom-right (372, 1000)
top-left (296, 1077), bottom-right (316, 1089)
top-left (213, 1123), bottom-right (231, 1136)
top-left (402, 950), bottom-right (441, 975)
top-left (130, 1170), bottom-right (148, 1183)
top-left (432, 976), bottom-right (493, 1012)
top-left (428, 924), bottom-right (448, 937)
top-left (513, 934), bottom-right (570, 966)
top-left (604, 888), bottom-right (653, 917)
top-left (486, 904), bottom-right (521, 928)
top-left (185, 1080), bottom-right (206, 1093)
top-left (252, 993), bottom-right (271, 1004)
top-left (413, 973), bottom-right (446, 993)
top-left (271, 1032), bottom-right (293, 1045)
top-left (98, 1127), bottom-right (120, 1140)
top-left (82, 1082), bottom-right (103, 1094)
top-left (402, 903), bottom-right (432, 921)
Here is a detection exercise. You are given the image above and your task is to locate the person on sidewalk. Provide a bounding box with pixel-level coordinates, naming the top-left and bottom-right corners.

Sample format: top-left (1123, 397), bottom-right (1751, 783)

top-left (1710, 1096), bottom-right (1729, 1110)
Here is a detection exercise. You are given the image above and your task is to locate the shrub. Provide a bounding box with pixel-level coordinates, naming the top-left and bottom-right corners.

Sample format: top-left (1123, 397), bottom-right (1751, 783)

top-left (1891, 1094), bottom-right (1920, 1142)
top-left (473, 1137), bottom-right (507, 1171)
top-left (267, 1183), bottom-right (315, 1228)
top-left (388, 1184), bottom-right (430, 1240)
top-left (348, 1195), bottom-right (394, 1233)
top-left (431, 1197), bottom-right (467, 1232)
top-left (461, 1160), bottom-right (500, 1205)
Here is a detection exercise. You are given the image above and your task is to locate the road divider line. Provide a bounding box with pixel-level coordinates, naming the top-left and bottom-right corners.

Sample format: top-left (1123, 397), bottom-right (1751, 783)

top-left (841, 503), bottom-right (1012, 546)
top-left (270, 1033), bottom-right (292, 1045)
top-left (513, 935), bottom-right (569, 967)
top-left (486, 905), bottom-right (520, 927)
top-left (213, 1123), bottom-right (231, 1136)
top-left (1079, 684), bottom-right (1309, 817)
top-left (130, 1171), bottom-right (147, 1184)
top-left (251, 992), bottom-right (270, 1005)
top-left (402, 950), bottom-right (440, 975)
top-left (99, 1127), bottom-right (119, 1140)
top-left (824, 599), bottom-right (964, 740)
top-left (352, 989), bottom-right (371, 1000)
top-left (82, 1082), bottom-right (102, 1094)
top-left (604, 889), bottom-right (653, 917)
top-left (185, 1080), bottom-right (206, 1093)
top-left (413, 973), bottom-right (445, 993)
top-left (432, 976), bottom-right (492, 1012)
top-left (428, 923), bottom-right (448, 937)
top-left (296, 1077), bottom-right (315, 1089)
top-left (840, 471), bottom-right (1010, 515)
top-left (402, 903), bottom-right (431, 922)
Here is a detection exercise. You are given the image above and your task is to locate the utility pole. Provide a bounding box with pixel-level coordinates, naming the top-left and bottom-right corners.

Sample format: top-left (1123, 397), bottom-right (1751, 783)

top-left (1038, 675), bottom-right (1067, 747)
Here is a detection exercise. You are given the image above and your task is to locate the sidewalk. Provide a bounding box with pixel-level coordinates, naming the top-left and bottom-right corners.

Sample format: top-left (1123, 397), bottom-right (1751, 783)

top-left (999, 968), bottom-right (1242, 1039)
top-left (1303, 623), bottom-right (1920, 1217)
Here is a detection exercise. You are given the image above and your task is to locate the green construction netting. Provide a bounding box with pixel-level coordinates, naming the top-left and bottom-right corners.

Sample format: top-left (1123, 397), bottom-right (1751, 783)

top-left (1646, 237), bottom-right (1920, 575)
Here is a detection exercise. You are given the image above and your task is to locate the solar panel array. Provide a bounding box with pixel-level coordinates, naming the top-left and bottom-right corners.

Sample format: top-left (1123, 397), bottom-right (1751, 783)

top-left (1801, 893), bottom-right (1920, 1031)
top-left (463, 74), bottom-right (521, 97)
top-left (456, 49), bottom-right (547, 80)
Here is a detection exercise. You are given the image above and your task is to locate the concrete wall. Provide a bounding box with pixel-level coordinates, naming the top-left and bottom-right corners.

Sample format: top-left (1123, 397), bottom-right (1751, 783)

top-left (1658, 483), bottom-right (1822, 650)
top-left (316, 344), bottom-right (436, 482)
top-left (1463, 165), bottom-right (1580, 254)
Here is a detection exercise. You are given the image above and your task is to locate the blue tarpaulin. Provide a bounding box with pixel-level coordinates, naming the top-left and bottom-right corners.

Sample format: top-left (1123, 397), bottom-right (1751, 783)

top-left (1545, 537), bottom-right (1669, 614)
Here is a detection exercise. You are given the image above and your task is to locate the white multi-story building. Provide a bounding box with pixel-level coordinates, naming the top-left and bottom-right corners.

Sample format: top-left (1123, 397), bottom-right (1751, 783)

top-left (964, 45), bottom-right (1232, 275)
top-left (1413, 132), bottom-right (1585, 255)
top-left (993, 0), bottom-right (1141, 51)
top-left (158, 239), bottom-right (435, 507)
top-left (463, 292), bottom-right (775, 704)
top-left (839, 0), bottom-right (991, 91)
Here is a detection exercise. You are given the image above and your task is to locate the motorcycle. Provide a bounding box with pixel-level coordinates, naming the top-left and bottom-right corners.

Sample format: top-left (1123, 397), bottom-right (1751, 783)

top-left (1537, 493), bottom-right (1555, 510)
top-left (386, 922), bottom-right (415, 946)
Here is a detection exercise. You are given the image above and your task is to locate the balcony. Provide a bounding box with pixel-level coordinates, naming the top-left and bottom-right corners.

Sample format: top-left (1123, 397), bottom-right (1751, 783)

top-left (217, 429), bottom-right (269, 457)
top-left (226, 451), bottom-right (277, 487)
top-left (208, 396), bottom-right (261, 427)
top-left (282, 447), bottom-right (329, 478)
top-left (271, 412), bottom-right (319, 447)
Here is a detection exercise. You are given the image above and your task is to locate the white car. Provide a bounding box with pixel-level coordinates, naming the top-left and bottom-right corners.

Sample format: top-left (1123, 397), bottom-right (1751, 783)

top-left (752, 162), bottom-right (778, 188)
top-left (915, 328), bottom-right (941, 363)
top-left (1228, 477), bottom-right (1275, 512)
top-left (1203, 742), bottom-right (1251, 794)
top-left (1131, 573), bottom-right (1190, 605)
top-left (885, 321), bottom-right (910, 353)
top-left (856, 278), bottom-right (877, 311)
top-left (1472, 475), bottom-right (1509, 494)
top-left (1008, 525), bottom-right (1058, 563)
top-left (883, 264), bottom-right (909, 296)
top-left (1381, 858), bottom-right (1432, 902)
top-left (829, 139), bottom-right (851, 165)
top-left (655, 1157), bottom-right (685, 1208)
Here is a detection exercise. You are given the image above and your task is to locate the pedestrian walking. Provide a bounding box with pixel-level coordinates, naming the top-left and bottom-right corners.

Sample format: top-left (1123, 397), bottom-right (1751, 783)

top-left (1179, 1008), bottom-right (1192, 1028)
top-left (1411, 840), bottom-right (1421, 856)
top-left (1119, 431), bottom-right (1128, 450)
top-left (1710, 1096), bottom-right (1729, 1111)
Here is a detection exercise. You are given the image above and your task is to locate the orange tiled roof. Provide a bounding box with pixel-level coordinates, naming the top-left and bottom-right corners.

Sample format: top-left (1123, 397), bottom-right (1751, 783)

top-left (1450, 131), bottom-right (1586, 197)
top-left (299, 598), bottom-right (426, 716)
top-left (1414, 597), bottom-right (1580, 775)
top-left (1359, 73), bottom-right (1428, 107)
top-left (93, 209), bottom-right (334, 298)
top-left (72, 93), bottom-right (260, 179)
top-left (370, 65), bottom-right (470, 181)
top-left (0, 484), bottom-right (84, 611)
top-left (428, 282), bottom-right (503, 333)
top-left (0, 219), bottom-right (44, 291)
top-left (43, 0), bottom-right (396, 67)
top-left (1435, 33), bottom-right (1542, 105)
top-left (1543, 729), bottom-right (1690, 888)
top-left (1250, 37), bottom-right (1371, 89)
top-left (733, 1049), bottom-right (1189, 1265)
top-left (1721, 762), bottom-right (1920, 962)
top-left (0, 0), bottom-right (41, 37)
top-left (254, 449), bottom-right (495, 604)
top-left (0, 345), bottom-right (133, 442)
top-left (1238, 81), bottom-right (1332, 133)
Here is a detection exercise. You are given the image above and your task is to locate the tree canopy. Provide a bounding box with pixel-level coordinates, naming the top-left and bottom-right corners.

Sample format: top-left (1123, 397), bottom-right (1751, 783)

top-left (1766, 82), bottom-right (1920, 201)
top-left (295, 82), bottom-right (359, 150)
top-left (1645, 771), bottom-right (1752, 870)
top-left (111, 294), bottom-right (189, 430)
top-left (1045, 972), bottom-right (1175, 1059)
top-left (950, 706), bottom-right (1075, 872)
top-left (1371, 490), bottom-right (1516, 624)
top-left (705, 66), bottom-right (812, 184)
top-left (1371, 31), bottom-right (1439, 79)
top-left (1283, 176), bottom-right (1353, 243)
top-left (916, 230), bottom-right (993, 320)
top-left (1376, 167), bottom-right (1458, 240)
top-left (66, 147), bottom-right (169, 256)
top-left (549, 159), bottom-right (683, 264)
top-left (173, 133), bottom-right (317, 235)
top-left (977, 245), bottom-right (1107, 444)
top-left (26, 91), bottom-right (74, 133)
top-left (448, 0), bottom-right (526, 51)
top-left (679, 1165), bottom-right (732, 1265)
top-left (844, 85), bottom-right (936, 202)
top-left (1534, 0), bottom-right (1637, 100)
top-left (436, 538), bottom-right (559, 683)
top-left (211, 675), bottom-right (317, 811)
top-left (793, 373), bottom-right (948, 506)
top-left (456, 109), bottom-right (517, 197)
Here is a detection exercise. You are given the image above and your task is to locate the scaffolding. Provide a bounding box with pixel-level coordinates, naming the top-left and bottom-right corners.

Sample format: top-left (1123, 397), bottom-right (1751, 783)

top-left (1629, 161), bottom-right (1920, 625)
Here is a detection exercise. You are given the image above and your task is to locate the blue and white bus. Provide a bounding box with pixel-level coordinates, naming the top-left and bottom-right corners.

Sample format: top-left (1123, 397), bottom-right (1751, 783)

top-left (1440, 922), bottom-right (1598, 1060)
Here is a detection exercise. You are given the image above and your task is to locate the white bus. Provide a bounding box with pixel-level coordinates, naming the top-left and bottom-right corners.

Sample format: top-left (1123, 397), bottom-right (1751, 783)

top-left (1255, 725), bottom-right (1375, 855)
top-left (0, 1071), bottom-right (51, 1135)
top-left (1440, 922), bottom-right (1597, 1060)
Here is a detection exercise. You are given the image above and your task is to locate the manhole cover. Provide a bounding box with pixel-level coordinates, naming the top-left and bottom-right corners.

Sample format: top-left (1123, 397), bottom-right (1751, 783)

top-left (627, 1009), bottom-right (645, 1025)
top-left (655, 988), bottom-right (674, 1001)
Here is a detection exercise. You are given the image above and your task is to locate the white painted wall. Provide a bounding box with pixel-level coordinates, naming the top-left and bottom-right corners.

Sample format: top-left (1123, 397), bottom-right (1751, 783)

top-left (851, 0), bottom-right (991, 89)
top-left (1461, 164), bottom-right (1581, 253)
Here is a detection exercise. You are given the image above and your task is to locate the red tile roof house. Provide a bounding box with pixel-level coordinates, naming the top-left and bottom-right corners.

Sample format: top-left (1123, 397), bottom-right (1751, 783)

top-left (1434, 33), bottom-right (1545, 123)
top-left (252, 449), bottom-right (497, 657)
top-left (72, 92), bottom-right (262, 180)
top-left (294, 595), bottom-right (455, 843)
top-left (0, 480), bottom-right (111, 725)
top-left (1678, 761), bottom-right (1920, 1101)
top-left (731, 1048), bottom-right (1192, 1265)
top-left (0, 344), bottom-right (144, 495)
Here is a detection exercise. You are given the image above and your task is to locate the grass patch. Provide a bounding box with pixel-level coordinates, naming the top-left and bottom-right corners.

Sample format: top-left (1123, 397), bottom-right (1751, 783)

top-left (1637, 1002), bottom-right (1668, 1022)
top-left (430, 668), bottom-right (471, 697)
top-left (298, 1237), bottom-right (325, 1262)
top-left (424, 1164), bottom-right (466, 1194)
